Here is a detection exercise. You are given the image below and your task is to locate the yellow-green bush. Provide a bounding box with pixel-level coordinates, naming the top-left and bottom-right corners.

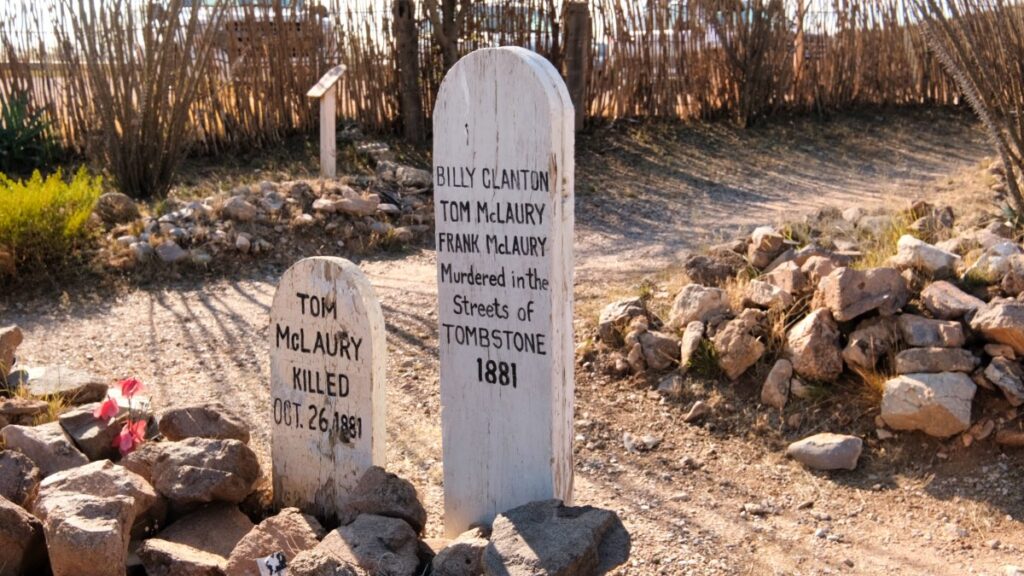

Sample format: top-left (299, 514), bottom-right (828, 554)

top-left (0, 168), bottom-right (102, 275)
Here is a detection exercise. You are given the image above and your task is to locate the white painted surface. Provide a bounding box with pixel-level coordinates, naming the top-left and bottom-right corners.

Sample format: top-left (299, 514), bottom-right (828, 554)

top-left (269, 256), bottom-right (385, 522)
top-left (308, 65), bottom-right (345, 179)
top-left (433, 47), bottom-right (575, 536)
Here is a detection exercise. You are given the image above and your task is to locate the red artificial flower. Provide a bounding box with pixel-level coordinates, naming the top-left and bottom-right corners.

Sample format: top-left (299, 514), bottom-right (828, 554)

top-left (92, 397), bottom-right (120, 423)
top-left (118, 377), bottom-right (144, 399)
top-left (113, 419), bottom-right (147, 456)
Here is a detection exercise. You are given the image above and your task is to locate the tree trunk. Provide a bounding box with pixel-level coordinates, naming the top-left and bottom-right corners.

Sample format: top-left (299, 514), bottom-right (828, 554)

top-left (393, 0), bottom-right (424, 143)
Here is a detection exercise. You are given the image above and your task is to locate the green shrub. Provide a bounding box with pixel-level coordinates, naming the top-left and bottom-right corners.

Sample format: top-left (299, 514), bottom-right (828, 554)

top-left (0, 92), bottom-right (59, 176)
top-left (0, 168), bottom-right (102, 275)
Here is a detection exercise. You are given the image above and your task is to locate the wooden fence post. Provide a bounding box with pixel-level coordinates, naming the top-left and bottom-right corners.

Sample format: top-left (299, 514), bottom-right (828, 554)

top-left (393, 0), bottom-right (425, 144)
top-left (307, 65), bottom-right (346, 180)
top-left (563, 2), bottom-right (591, 131)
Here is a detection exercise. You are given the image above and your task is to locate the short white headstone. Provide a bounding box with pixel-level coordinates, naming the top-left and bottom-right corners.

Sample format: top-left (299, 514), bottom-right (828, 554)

top-left (433, 47), bottom-right (575, 536)
top-left (269, 256), bottom-right (386, 521)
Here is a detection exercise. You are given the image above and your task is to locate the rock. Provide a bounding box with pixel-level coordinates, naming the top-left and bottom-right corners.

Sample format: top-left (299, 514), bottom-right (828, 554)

top-left (986, 343), bottom-right (1017, 359)
top-left (312, 198), bottom-right (338, 213)
top-left (814, 267), bottom-right (908, 322)
top-left (0, 495), bottom-right (45, 576)
top-left (21, 365), bottom-right (107, 404)
top-left (761, 359), bottom-right (792, 410)
top-left (682, 253), bottom-right (744, 287)
top-left (289, 549), bottom-right (362, 576)
top-left (222, 196), bottom-right (258, 222)
top-left (639, 330), bottom-right (681, 371)
top-left (712, 309), bottom-right (766, 380)
top-left (790, 378), bottom-right (811, 399)
top-left (799, 256), bottom-right (837, 288)
top-left (0, 325), bottom-right (22, 375)
top-left (881, 373), bottom-right (976, 437)
top-left (764, 261), bottom-right (809, 295)
top-left (130, 241), bottom-right (154, 262)
top-left (120, 442), bottom-right (161, 484)
top-left (897, 314), bottom-right (966, 348)
top-left (995, 429), bottom-right (1024, 447)
top-left (235, 234), bottom-right (251, 253)
top-left (596, 298), bottom-right (646, 346)
top-left (40, 493), bottom-right (135, 576)
top-left (964, 241), bottom-right (1021, 284)
top-left (842, 316), bottom-right (899, 371)
top-left (158, 402), bottom-right (251, 444)
top-left (0, 397), bottom-right (49, 426)
top-left (683, 400), bottom-right (710, 423)
top-left (94, 192), bottom-right (140, 226)
top-left (141, 504), bottom-right (254, 575)
top-left (432, 527), bottom-right (488, 576)
top-left (743, 280), bottom-right (793, 309)
top-left (984, 357), bottom-right (1024, 406)
top-left (921, 281), bottom-right (985, 320)
top-left (786, 433), bottom-right (862, 471)
top-left (1, 422), bottom-right (89, 477)
top-left (894, 347), bottom-right (977, 374)
top-left (747, 226), bottom-right (786, 269)
top-left (36, 459), bottom-right (163, 538)
top-left (335, 194), bottom-right (380, 218)
top-left (224, 507), bottom-right (324, 576)
top-left (395, 165), bottom-right (432, 189)
top-left (678, 321), bottom-right (704, 375)
top-left (667, 284), bottom-right (730, 329)
top-left (58, 399), bottom-right (152, 461)
top-left (786, 309), bottom-right (843, 383)
top-left (150, 437), bottom-right (260, 508)
top-left (0, 450), bottom-right (39, 509)
top-left (891, 235), bottom-right (960, 277)
top-left (155, 241), bottom-right (189, 263)
top-left (315, 514), bottom-right (419, 576)
top-left (625, 343), bottom-right (645, 374)
top-left (138, 539), bottom-right (226, 576)
top-left (482, 499), bottom-right (630, 576)
top-left (340, 466), bottom-right (427, 534)
top-left (971, 301), bottom-right (1024, 354)
top-left (1001, 255), bottom-right (1024, 296)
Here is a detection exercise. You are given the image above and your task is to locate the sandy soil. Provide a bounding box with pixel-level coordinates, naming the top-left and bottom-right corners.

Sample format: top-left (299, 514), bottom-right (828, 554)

top-left (4, 109), bottom-right (1023, 575)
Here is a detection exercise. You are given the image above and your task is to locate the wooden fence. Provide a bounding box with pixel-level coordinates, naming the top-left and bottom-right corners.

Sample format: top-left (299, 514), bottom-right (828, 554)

top-left (0, 0), bottom-right (960, 154)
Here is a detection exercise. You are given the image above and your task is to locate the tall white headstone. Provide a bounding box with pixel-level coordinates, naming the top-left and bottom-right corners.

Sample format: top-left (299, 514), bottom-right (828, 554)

top-left (269, 256), bottom-right (386, 522)
top-left (433, 47), bottom-right (575, 536)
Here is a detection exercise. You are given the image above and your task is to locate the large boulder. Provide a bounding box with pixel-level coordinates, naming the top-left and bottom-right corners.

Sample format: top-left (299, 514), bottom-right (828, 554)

top-left (482, 499), bottom-right (630, 576)
top-left (0, 495), bottom-right (45, 576)
top-left (0, 325), bottom-right (22, 376)
top-left (814, 267), bottom-right (908, 322)
top-left (639, 330), bottom-right (681, 371)
top-left (149, 437), bottom-right (260, 508)
top-left (158, 402), bottom-right (251, 444)
top-left (921, 281), bottom-right (985, 320)
top-left (39, 493), bottom-right (135, 576)
top-left (760, 359), bottom-right (792, 410)
top-left (19, 365), bottom-right (107, 405)
top-left (881, 373), bottom-right (976, 437)
top-left (1, 422), bottom-right (89, 477)
top-left (897, 314), bottom-right (966, 348)
top-left (786, 309), bottom-right (843, 383)
top-left (894, 348), bottom-right (977, 374)
top-left (94, 192), bottom-right (140, 226)
top-left (433, 527), bottom-right (489, 576)
top-left (711, 309), bottom-right (766, 380)
top-left (842, 316), bottom-right (899, 371)
top-left (786, 433), bottom-right (862, 471)
top-left (315, 514), bottom-right (420, 576)
top-left (596, 298), bottom-right (646, 347)
top-left (984, 357), bottom-right (1024, 406)
top-left (891, 235), bottom-right (960, 277)
top-left (971, 301), bottom-right (1024, 355)
top-left (340, 466), bottom-right (427, 534)
top-left (0, 450), bottom-right (40, 508)
top-left (35, 459), bottom-right (163, 538)
top-left (225, 507), bottom-right (324, 576)
top-left (667, 284), bottom-right (730, 329)
top-left (140, 504), bottom-right (254, 576)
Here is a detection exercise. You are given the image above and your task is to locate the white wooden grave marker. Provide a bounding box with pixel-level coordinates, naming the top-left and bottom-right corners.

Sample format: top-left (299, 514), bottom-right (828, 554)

top-left (433, 47), bottom-right (575, 536)
top-left (307, 65), bottom-right (346, 179)
top-left (269, 256), bottom-right (385, 521)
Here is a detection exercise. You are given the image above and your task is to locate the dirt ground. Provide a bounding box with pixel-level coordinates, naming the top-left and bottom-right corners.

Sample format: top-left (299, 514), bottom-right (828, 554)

top-left (5, 109), bottom-right (1024, 575)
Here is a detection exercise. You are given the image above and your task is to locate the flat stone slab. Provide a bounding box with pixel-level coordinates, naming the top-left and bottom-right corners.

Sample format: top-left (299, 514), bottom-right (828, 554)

top-left (21, 366), bottom-right (108, 405)
top-left (786, 433), bottom-right (862, 471)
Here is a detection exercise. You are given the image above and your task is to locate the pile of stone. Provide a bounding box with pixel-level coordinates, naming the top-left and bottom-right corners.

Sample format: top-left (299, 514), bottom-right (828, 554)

top-left (593, 198), bottom-right (1024, 469)
top-left (92, 161), bottom-right (434, 268)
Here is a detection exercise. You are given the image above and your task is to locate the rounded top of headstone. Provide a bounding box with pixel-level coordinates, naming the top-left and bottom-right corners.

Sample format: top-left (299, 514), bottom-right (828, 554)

top-left (433, 47), bottom-right (573, 120)
top-left (271, 257), bottom-right (382, 324)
